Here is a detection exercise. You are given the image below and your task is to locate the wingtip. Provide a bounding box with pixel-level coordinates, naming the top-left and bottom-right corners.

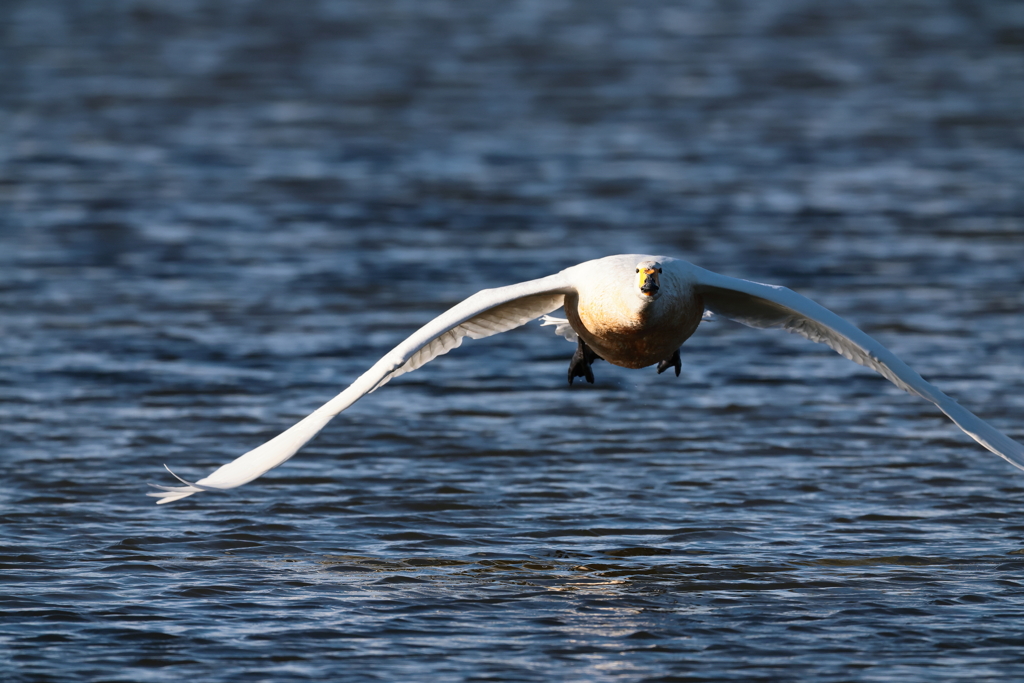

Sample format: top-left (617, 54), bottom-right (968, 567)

top-left (147, 465), bottom-right (206, 504)
top-left (155, 494), bottom-right (194, 505)
top-left (164, 464), bottom-right (195, 486)
top-left (146, 486), bottom-right (200, 504)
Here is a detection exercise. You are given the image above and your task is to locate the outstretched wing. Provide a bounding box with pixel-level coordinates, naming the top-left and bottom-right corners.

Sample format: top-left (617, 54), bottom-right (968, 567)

top-left (687, 263), bottom-right (1024, 471)
top-left (149, 272), bottom-right (574, 503)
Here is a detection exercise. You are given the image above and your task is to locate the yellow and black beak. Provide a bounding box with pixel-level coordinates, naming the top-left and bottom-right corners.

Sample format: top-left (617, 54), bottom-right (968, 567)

top-left (638, 267), bottom-right (661, 296)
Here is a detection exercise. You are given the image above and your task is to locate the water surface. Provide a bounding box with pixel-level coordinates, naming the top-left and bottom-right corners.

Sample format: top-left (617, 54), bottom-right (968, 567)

top-left (3, 1), bottom-right (1024, 680)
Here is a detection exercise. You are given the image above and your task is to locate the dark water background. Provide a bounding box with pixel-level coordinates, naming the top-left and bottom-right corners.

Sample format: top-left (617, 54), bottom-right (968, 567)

top-left (3, 1), bottom-right (1024, 680)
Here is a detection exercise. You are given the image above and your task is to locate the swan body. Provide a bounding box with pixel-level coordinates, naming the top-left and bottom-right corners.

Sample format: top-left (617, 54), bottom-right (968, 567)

top-left (566, 258), bottom-right (704, 369)
top-left (149, 254), bottom-right (1024, 504)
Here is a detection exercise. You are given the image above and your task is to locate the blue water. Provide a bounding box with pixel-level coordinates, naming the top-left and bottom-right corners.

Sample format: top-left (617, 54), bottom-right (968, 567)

top-left (3, 1), bottom-right (1024, 680)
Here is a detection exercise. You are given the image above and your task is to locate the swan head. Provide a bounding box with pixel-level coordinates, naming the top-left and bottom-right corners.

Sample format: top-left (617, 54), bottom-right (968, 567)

top-left (634, 260), bottom-right (663, 299)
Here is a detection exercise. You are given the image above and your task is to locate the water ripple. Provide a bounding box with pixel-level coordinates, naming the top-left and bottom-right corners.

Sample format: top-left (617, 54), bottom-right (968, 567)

top-left (3, 0), bottom-right (1024, 680)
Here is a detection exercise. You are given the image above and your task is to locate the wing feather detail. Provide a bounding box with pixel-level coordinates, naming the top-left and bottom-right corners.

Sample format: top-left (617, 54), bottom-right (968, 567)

top-left (149, 274), bottom-right (573, 503)
top-left (686, 262), bottom-right (1024, 470)
top-left (393, 292), bottom-right (567, 379)
top-left (688, 280), bottom-right (897, 389)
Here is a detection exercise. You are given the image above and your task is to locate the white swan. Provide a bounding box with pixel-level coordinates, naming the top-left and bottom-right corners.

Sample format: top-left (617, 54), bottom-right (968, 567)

top-left (150, 254), bottom-right (1024, 503)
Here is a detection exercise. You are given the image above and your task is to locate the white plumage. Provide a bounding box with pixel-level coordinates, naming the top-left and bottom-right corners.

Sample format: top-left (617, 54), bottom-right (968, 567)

top-left (150, 254), bottom-right (1023, 504)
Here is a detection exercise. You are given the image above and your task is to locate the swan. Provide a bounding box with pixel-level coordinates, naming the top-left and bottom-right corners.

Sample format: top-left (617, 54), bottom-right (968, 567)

top-left (149, 254), bottom-right (1023, 503)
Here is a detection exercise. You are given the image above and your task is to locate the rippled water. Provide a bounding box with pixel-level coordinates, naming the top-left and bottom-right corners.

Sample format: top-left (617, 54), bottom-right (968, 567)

top-left (3, 0), bottom-right (1024, 680)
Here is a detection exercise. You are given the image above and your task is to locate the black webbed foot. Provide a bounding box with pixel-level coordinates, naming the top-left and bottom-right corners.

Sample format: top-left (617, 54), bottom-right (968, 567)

top-left (568, 338), bottom-right (602, 385)
top-left (656, 349), bottom-right (681, 377)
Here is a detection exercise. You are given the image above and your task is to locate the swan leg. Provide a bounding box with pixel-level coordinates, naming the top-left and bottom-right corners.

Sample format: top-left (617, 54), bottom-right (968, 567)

top-left (568, 338), bottom-right (602, 385)
top-left (656, 349), bottom-right (681, 377)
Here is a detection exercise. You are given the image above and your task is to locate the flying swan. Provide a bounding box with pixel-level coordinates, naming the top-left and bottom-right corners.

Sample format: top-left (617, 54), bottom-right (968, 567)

top-left (150, 254), bottom-right (1023, 503)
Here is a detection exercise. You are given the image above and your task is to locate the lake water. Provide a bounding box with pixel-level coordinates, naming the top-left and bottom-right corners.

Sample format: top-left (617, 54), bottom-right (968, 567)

top-left (3, 1), bottom-right (1024, 680)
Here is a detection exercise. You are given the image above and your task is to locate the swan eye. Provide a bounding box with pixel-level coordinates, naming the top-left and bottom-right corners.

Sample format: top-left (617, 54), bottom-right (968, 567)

top-left (635, 268), bottom-right (639, 273)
